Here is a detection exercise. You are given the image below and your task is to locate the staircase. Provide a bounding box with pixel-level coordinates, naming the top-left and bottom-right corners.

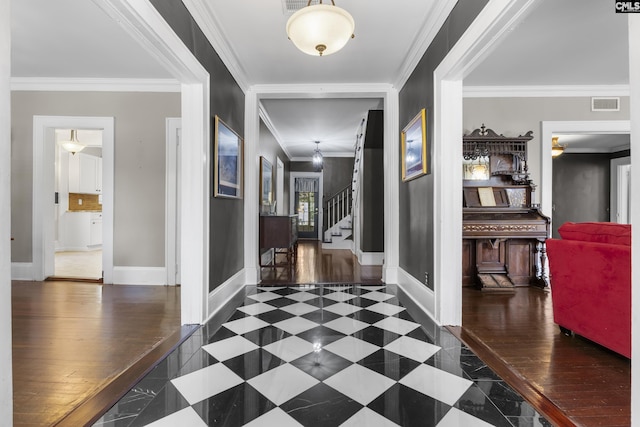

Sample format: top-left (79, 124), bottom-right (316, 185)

top-left (322, 118), bottom-right (366, 250)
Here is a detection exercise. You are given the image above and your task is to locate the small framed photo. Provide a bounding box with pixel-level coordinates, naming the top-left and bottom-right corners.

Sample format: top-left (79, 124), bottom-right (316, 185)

top-left (401, 108), bottom-right (428, 181)
top-left (260, 156), bottom-right (273, 213)
top-left (213, 116), bottom-right (243, 198)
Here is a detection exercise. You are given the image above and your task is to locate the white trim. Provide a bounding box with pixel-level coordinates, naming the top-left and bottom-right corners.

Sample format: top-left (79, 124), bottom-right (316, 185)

top-left (205, 269), bottom-right (246, 323)
top-left (539, 120), bottom-right (631, 218)
top-left (32, 115), bottom-right (115, 283)
top-left (112, 266), bottom-right (167, 285)
top-left (244, 90), bottom-right (260, 285)
top-left (433, 0), bottom-right (541, 326)
top-left (628, 14), bottom-right (640, 426)
top-left (394, 0), bottom-right (459, 89)
top-left (397, 267), bottom-right (436, 324)
top-left (0, 2), bottom-right (12, 420)
top-left (290, 171), bottom-right (323, 240)
top-left (383, 88), bottom-right (399, 285)
top-left (166, 118), bottom-right (181, 286)
top-left (356, 250), bottom-right (384, 266)
top-left (464, 84), bottom-right (631, 98)
top-left (100, 0), bottom-right (211, 325)
top-left (11, 263), bottom-right (34, 281)
top-left (10, 77), bottom-right (180, 92)
top-left (181, 0), bottom-right (249, 91)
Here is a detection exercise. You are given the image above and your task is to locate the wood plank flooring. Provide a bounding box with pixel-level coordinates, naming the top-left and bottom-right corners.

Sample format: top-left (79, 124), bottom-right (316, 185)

top-left (259, 240), bottom-right (383, 284)
top-left (12, 281), bottom-right (184, 427)
top-left (449, 287), bottom-right (631, 427)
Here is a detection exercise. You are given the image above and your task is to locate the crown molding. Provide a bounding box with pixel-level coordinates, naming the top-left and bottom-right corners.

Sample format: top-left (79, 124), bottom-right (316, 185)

top-left (258, 103), bottom-right (293, 160)
top-left (252, 83), bottom-right (394, 98)
top-left (463, 84), bottom-right (630, 98)
top-left (10, 77), bottom-right (180, 92)
top-left (182, 0), bottom-right (249, 92)
top-left (394, 0), bottom-right (458, 90)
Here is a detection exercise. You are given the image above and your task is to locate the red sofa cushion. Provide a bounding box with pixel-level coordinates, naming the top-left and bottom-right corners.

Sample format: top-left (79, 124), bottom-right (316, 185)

top-left (557, 221), bottom-right (631, 246)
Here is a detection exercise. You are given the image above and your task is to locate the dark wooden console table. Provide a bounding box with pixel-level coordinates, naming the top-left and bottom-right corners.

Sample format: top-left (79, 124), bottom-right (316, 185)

top-left (259, 215), bottom-right (298, 268)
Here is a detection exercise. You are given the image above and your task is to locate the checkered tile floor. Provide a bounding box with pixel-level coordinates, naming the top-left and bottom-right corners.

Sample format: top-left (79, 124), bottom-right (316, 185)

top-left (94, 284), bottom-right (549, 427)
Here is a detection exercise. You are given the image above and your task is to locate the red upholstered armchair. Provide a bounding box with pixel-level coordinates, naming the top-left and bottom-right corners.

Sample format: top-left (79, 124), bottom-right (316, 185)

top-left (546, 222), bottom-right (631, 358)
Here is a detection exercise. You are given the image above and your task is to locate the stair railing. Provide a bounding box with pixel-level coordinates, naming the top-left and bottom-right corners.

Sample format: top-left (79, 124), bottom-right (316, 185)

top-left (324, 184), bottom-right (352, 236)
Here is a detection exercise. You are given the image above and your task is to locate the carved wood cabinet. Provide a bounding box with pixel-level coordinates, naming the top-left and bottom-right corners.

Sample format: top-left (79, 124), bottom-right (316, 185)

top-left (462, 125), bottom-right (550, 291)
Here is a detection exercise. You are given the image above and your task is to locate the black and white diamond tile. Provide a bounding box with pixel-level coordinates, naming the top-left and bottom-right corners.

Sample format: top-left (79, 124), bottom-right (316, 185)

top-left (94, 285), bottom-right (549, 427)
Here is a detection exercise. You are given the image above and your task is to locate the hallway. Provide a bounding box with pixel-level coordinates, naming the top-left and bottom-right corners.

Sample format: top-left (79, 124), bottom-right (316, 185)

top-left (95, 284), bottom-right (548, 426)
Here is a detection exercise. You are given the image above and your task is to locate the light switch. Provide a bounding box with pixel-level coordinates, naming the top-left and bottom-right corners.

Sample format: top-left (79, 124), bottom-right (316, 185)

top-left (78, 199), bottom-right (83, 205)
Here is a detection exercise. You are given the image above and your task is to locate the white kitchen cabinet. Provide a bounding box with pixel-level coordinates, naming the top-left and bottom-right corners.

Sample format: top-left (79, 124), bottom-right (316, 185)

top-left (69, 153), bottom-right (102, 194)
top-left (90, 213), bottom-right (103, 246)
top-left (62, 212), bottom-right (102, 250)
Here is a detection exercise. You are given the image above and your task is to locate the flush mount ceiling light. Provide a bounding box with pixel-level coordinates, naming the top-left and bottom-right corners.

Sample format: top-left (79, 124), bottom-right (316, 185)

top-left (286, 0), bottom-right (355, 56)
top-left (551, 136), bottom-right (565, 158)
top-left (312, 141), bottom-right (323, 167)
top-left (59, 129), bottom-right (86, 155)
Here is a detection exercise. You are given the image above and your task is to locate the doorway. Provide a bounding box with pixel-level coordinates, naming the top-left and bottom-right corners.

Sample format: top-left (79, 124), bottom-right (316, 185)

top-left (53, 128), bottom-right (103, 280)
top-left (33, 115), bottom-right (114, 283)
top-left (291, 173), bottom-right (322, 240)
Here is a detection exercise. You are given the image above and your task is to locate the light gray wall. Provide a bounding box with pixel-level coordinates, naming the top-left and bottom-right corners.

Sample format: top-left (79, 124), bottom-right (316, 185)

top-left (11, 91), bottom-right (181, 267)
top-left (463, 96), bottom-right (631, 201)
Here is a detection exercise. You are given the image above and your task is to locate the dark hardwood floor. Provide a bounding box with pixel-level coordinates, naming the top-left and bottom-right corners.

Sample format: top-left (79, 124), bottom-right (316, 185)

top-left (12, 280), bottom-right (188, 427)
top-left (259, 240), bottom-right (383, 284)
top-left (449, 287), bottom-right (631, 427)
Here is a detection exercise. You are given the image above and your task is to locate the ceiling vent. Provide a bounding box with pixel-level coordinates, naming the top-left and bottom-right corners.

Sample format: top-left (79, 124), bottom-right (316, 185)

top-left (282, 0), bottom-right (319, 14)
top-left (591, 97), bottom-right (620, 112)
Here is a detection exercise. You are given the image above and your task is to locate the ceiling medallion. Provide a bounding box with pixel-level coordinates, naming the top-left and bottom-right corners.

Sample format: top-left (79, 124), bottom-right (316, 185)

top-left (286, 0), bottom-right (355, 56)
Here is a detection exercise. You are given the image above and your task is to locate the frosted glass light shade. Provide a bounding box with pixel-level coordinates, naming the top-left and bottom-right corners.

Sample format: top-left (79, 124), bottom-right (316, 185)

top-left (59, 130), bottom-right (86, 155)
top-left (286, 4), bottom-right (355, 56)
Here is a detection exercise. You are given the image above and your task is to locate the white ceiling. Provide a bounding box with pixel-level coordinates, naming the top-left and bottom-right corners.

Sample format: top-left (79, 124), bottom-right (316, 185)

top-left (11, 0), bottom-right (630, 158)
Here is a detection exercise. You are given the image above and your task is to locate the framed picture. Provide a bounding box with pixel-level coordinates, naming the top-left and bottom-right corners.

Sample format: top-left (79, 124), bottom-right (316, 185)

top-left (260, 156), bottom-right (273, 213)
top-left (401, 108), bottom-right (428, 181)
top-left (213, 116), bottom-right (243, 198)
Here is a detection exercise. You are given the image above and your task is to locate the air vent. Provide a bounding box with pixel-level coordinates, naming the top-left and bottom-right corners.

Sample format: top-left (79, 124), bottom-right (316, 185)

top-left (282, 0), bottom-right (317, 14)
top-left (591, 97), bottom-right (620, 112)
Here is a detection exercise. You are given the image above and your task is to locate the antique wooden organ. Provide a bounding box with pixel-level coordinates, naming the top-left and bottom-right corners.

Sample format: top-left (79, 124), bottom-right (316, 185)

top-left (462, 125), bottom-right (550, 291)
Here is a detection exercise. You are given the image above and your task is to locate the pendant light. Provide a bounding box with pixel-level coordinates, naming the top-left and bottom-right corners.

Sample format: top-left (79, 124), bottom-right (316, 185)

top-left (59, 130), bottom-right (86, 155)
top-left (312, 141), bottom-right (323, 168)
top-left (286, 0), bottom-right (355, 57)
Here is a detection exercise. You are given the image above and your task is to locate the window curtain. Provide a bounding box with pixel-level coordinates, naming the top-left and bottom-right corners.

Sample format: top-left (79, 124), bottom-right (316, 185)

top-left (295, 177), bottom-right (318, 193)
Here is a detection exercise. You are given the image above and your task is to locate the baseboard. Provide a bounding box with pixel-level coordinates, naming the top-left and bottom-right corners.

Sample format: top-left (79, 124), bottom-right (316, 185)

top-left (356, 249), bottom-right (384, 266)
top-left (112, 266), bottom-right (167, 285)
top-left (205, 269), bottom-right (246, 323)
top-left (11, 262), bottom-right (34, 280)
top-left (397, 267), bottom-right (436, 324)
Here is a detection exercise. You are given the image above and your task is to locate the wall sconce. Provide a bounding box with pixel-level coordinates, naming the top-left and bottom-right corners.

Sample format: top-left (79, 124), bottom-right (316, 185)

top-left (551, 136), bottom-right (565, 158)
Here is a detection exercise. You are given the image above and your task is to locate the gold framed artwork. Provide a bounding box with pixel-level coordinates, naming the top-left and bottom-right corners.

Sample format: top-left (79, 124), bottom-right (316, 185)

top-left (213, 116), bottom-right (243, 199)
top-left (401, 108), bottom-right (428, 181)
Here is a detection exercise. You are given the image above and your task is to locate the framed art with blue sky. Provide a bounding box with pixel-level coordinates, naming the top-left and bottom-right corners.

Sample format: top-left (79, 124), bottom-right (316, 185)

top-left (214, 115), bottom-right (243, 198)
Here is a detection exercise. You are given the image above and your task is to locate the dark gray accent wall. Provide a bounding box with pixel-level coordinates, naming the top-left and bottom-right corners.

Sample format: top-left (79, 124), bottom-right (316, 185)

top-left (361, 110), bottom-right (384, 252)
top-left (259, 119), bottom-right (290, 214)
top-left (290, 158), bottom-right (354, 200)
top-left (150, 0), bottom-right (245, 292)
top-left (399, 0), bottom-right (489, 290)
top-left (552, 154), bottom-right (612, 237)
